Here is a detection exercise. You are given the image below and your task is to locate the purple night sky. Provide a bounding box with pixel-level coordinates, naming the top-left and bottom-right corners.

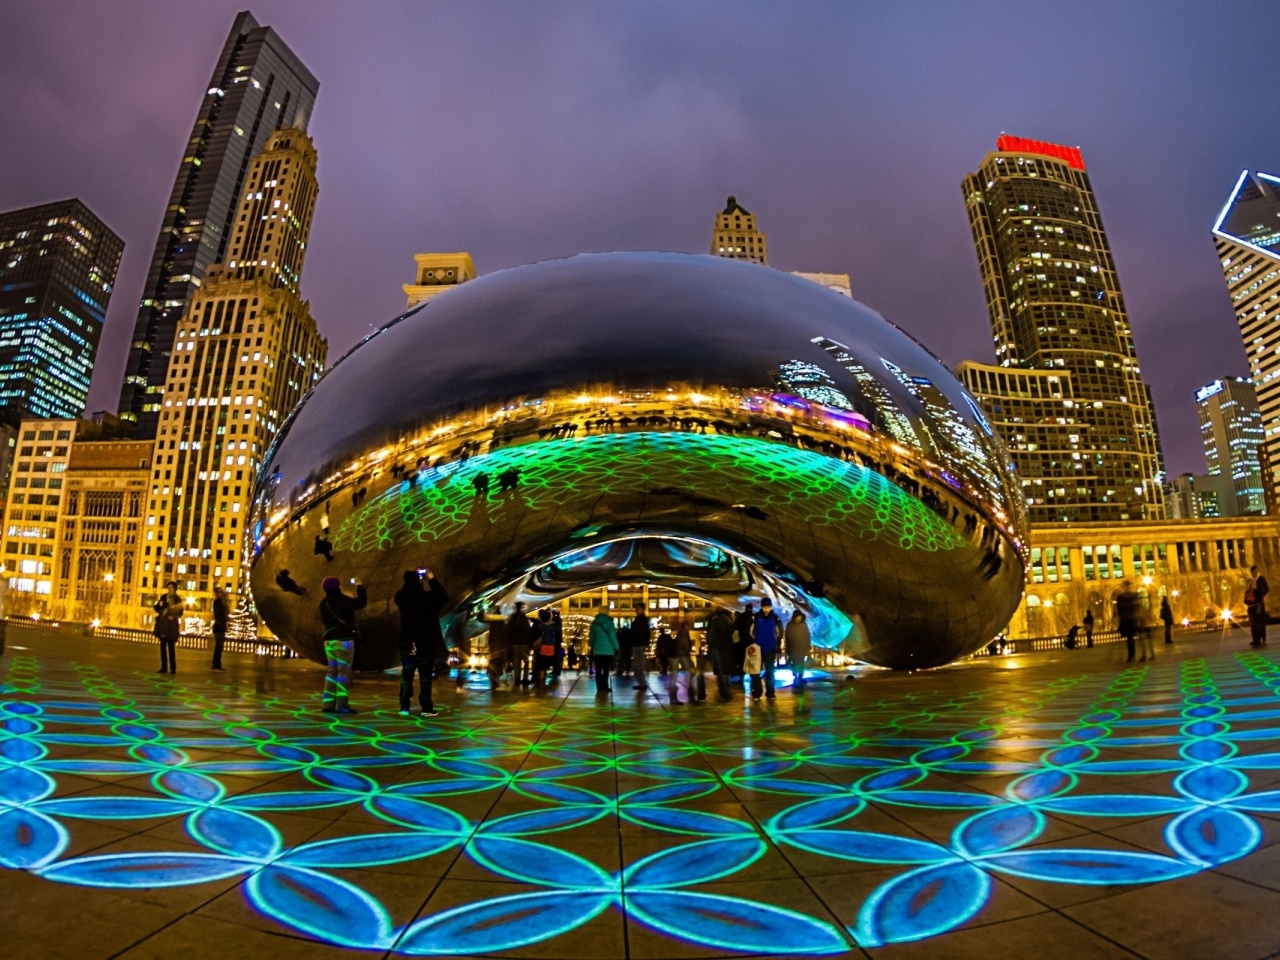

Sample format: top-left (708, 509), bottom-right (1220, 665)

top-left (0, 1), bottom-right (1271, 475)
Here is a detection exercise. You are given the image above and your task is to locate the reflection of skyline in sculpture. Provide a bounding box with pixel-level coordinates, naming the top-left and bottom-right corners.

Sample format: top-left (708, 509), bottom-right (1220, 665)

top-left (810, 336), bottom-right (921, 450)
top-left (775, 360), bottom-right (855, 411)
top-left (250, 253), bottom-right (1027, 670)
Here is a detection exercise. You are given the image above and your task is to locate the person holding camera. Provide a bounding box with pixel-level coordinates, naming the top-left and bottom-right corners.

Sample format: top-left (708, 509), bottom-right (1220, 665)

top-left (319, 575), bottom-right (366, 714)
top-left (394, 567), bottom-right (449, 716)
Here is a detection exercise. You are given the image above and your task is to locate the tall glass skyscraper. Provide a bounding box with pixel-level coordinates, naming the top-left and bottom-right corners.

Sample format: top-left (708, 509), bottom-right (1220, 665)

top-left (1212, 171), bottom-right (1280, 506)
top-left (0, 199), bottom-right (124, 422)
top-left (117, 10), bottom-right (317, 438)
top-left (1195, 377), bottom-right (1265, 516)
top-left (960, 135), bottom-right (1165, 523)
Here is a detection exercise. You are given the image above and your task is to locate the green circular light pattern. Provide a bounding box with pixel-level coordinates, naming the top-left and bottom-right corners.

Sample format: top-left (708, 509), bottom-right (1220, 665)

top-left (332, 431), bottom-right (966, 554)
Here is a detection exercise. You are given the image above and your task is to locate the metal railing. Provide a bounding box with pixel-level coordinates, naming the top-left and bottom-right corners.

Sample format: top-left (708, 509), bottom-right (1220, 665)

top-left (974, 618), bottom-right (1224, 656)
top-left (1, 616), bottom-right (295, 658)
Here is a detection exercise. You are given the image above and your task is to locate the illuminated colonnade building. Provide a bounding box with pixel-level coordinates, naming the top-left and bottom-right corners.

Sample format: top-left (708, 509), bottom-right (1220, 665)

top-left (1213, 171), bottom-right (1280, 505)
top-left (961, 135), bottom-right (1165, 523)
top-left (145, 128), bottom-right (326, 623)
top-left (1011, 514), bottom-right (1280, 639)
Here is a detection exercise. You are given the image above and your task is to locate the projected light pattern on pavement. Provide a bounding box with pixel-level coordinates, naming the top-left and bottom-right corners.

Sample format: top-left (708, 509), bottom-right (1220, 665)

top-left (331, 431), bottom-right (966, 555)
top-left (6, 650), bottom-right (1280, 954)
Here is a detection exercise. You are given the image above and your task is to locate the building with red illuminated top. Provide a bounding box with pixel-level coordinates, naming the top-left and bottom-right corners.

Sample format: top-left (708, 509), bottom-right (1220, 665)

top-left (957, 135), bottom-right (1166, 524)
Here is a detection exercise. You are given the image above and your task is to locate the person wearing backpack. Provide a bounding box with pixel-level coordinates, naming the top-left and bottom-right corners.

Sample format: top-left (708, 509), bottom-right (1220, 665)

top-left (319, 576), bottom-right (366, 714)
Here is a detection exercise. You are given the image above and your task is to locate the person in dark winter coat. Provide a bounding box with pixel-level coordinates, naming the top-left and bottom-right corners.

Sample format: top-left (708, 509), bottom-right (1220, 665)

top-left (1115, 581), bottom-right (1141, 664)
top-left (1248, 565), bottom-right (1271, 648)
top-left (319, 576), bottom-right (367, 713)
top-left (631, 604), bottom-right (651, 688)
top-left (1159, 596), bottom-right (1175, 645)
top-left (507, 602), bottom-right (534, 686)
top-left (533, 608), bottom-right (563, 686)
top-left (394, 569), bottom-right (448, 715)
top-left (153, 581), bottom-right (184, 674)
top-left (706, 608), bottom-right (736, 701)
top-left (211, 586), bottom-right (229, 671)
top-left (733, 603), bottom-right (755, 678)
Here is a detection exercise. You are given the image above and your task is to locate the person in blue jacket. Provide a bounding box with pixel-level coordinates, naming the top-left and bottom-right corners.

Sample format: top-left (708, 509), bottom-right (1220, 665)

top-left (750, 598), bottom-right (784, 701)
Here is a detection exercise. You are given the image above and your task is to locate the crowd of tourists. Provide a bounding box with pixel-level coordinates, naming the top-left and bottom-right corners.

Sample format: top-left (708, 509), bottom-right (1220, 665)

top-left (303, 570), bottom-right (818, 716)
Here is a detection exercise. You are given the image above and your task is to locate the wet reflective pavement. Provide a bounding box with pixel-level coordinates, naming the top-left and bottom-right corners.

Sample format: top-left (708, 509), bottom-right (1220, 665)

top-left (4, 627), bottom-right (1280, 959)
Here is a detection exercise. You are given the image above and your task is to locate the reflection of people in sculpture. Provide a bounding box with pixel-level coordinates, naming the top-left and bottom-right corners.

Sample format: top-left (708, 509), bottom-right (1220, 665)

top-left (275, 569), bottom-right (307, 595)
top-left (314, 533), bottom-right (334, 562)
top-left (471, 472), bottom-right (490, 497)
top-left (496, 467), bottom-right (521, 492)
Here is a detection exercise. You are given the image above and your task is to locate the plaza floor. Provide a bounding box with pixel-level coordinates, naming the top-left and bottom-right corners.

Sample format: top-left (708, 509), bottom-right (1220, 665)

top-left (4, 628), bottom-right (1280, 960)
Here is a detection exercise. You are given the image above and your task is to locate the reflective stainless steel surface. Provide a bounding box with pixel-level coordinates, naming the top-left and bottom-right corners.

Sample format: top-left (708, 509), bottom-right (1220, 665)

top-left (250, 252), bottom-right (1027, 669)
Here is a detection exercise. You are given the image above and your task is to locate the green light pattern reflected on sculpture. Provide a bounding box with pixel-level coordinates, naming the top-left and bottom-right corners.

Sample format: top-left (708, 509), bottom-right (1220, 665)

top-left (332, 432), bottom-right (965, 555)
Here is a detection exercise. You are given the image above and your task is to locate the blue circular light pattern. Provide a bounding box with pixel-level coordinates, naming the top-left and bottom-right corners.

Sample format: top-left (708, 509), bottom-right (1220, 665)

top-left (4, 651), bottom-right (1280, 954)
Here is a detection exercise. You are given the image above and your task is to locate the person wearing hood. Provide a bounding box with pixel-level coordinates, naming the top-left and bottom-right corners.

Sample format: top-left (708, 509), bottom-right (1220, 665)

top-left (394, 568), bottom-right (449, 716)
top-left (319, 576), bottom-right (366, 714)
top-left (785, 611), bottom-right (812, 690)
top-left (588, 607), bottom-right (619, 696)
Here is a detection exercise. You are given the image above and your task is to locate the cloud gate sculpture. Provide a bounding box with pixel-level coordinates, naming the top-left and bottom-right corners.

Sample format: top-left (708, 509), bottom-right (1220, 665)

top-left (249, 252), bottom-right (1028, 670)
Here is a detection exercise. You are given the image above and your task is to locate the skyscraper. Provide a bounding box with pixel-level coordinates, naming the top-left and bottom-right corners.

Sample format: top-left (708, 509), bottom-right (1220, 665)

top-left (144, 129), bottom-right (327, 619)
top-left (1212, 171), bottom-right (1280, 504)
top-left (960, 134), bottom-right (1165, 523)
top-left (1196, 376), bottom-right (1265, 515)
top-left (711, 196), bottom-right (767, 264)
top-left (118, 11), bottom-right (318, 438)
top-left (0, 200), bottom-right (124, 424)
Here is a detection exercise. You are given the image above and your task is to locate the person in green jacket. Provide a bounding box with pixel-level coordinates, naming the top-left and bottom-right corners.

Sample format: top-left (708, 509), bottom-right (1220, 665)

top-left (588, 608), bottom-right (619, 696)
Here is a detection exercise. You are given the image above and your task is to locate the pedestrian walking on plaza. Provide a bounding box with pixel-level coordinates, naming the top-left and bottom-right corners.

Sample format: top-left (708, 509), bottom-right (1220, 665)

top-left (631, 603), bottom-right (651, 689)
top-left (706, 608), bottom-right (736, 701)
top-left (1083, 609), bottom-right (1095, 648)
top-left (394, 568), bottom-right (448, 716)
top-left (319, 576), bottom-right (366, 714)
top-left (733, 603), bottom-right (754, 679)
top-left (750, 598), bottom-right (784, 700)
top-left (589, 607), bottom-right (619, 696)
top-left (507, 602), bottom-right (534, 686)
top-left (210, 586), bottom-right (228, 671)
top-left (1115, 581), bottom-right (1141, 664)
top-left (613, 619), bottom-right (631, 677)
top-left (153, 581), bottom-right (184, 675)
top-left (1248, 565), bottom-right (1271, 648)
top-left (655, 626), bottom-right (675, 675)
top-left (1160, 596), bottom-right (1175, 645)
top-left (785, 611), bottom-right (812, 690)
top-left (533, 608), bottom-right (561, 686)
top-left (669, 619), bottom-right (697, 705)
